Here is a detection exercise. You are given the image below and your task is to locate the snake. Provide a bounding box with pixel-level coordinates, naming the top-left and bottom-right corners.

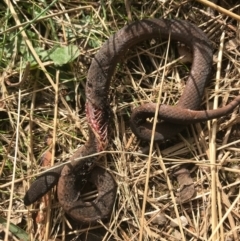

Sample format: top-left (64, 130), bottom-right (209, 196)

top-left (24, 19), bottom-right (240, 223)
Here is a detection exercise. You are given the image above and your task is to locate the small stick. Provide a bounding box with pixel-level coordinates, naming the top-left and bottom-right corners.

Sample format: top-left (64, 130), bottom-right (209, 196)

top-left (196, 0), bottom-right (240, 21)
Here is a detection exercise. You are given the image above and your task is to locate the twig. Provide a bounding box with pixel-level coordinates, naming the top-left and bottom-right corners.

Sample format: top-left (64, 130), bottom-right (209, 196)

top-left (195, 0), bottom-right (240, 21)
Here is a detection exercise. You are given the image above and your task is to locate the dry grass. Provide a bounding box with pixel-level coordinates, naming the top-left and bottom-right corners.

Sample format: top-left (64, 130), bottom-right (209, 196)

top-left (1, 0), bottom-right (240, 240)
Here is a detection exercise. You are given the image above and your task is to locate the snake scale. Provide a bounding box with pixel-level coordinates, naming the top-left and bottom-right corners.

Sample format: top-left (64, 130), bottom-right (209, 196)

top-left (24, 19), bottom-right (240, 223)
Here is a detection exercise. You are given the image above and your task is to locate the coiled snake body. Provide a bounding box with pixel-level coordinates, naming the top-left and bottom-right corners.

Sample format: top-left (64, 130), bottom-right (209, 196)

top-left (24, 19), bottom-right (240, 223)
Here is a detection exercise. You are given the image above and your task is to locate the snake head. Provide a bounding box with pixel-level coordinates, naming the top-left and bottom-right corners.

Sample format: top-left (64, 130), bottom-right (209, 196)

top-left (24, 165), bottom-right (63, 206)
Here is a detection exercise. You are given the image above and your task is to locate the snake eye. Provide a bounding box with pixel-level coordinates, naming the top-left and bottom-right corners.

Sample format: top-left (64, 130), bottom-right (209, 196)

top-left (87, 81), bottom-right (93, 88)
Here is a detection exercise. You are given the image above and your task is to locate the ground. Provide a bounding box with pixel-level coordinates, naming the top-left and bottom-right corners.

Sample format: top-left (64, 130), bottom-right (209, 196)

top-left (0, 0), bottom-right (240, 241)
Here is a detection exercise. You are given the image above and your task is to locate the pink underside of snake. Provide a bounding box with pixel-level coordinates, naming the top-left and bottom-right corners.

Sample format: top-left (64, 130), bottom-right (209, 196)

top-left (24, 19), bottom-right (240, 224)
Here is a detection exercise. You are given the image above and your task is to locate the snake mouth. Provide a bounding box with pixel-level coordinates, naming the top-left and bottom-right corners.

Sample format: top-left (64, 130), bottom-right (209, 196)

top-left (86, 101), bottom-right (108, 151)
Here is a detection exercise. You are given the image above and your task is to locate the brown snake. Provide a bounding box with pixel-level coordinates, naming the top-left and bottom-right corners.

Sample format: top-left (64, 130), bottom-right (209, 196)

top-left (24, 19), bottom-right (240, 223)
